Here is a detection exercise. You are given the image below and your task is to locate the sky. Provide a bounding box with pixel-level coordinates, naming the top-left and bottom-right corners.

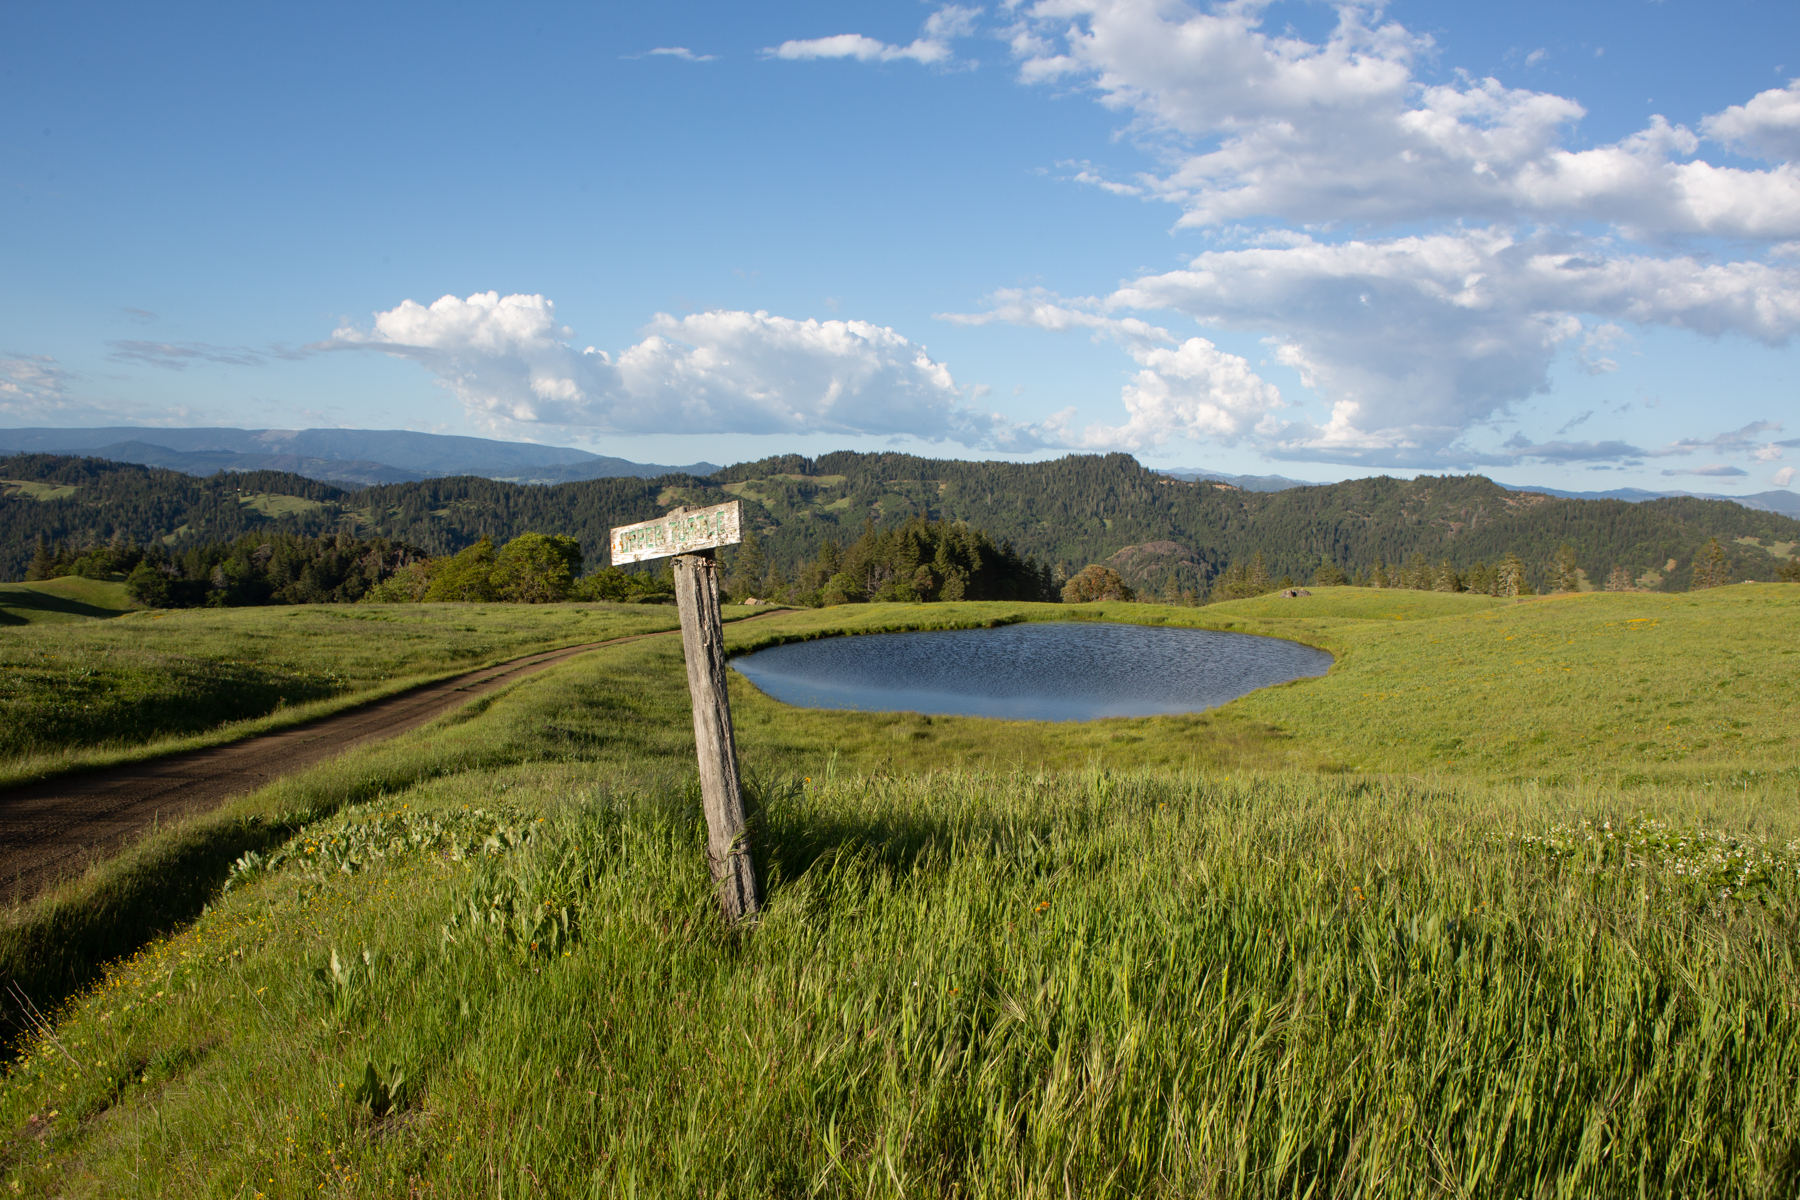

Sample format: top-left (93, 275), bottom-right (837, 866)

top-left (3, 0), bottom-right (1798, 493)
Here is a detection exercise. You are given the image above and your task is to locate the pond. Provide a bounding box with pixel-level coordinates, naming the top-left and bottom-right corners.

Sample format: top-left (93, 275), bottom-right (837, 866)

top-left (730, 620), bottom-right (1332, 722)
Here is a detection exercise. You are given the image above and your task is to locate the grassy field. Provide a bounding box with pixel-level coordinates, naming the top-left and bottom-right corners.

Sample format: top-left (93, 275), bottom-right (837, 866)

top-left (2, 586), bottom-right (1799, 1195)
top-left (0, 577), bottom-right (138, 626)
top-left (0, 600), bottom-right (712, 788)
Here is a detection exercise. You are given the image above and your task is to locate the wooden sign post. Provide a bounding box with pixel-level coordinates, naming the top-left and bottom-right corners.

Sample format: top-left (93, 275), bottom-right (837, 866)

top-left (610, 501), bottom-right (760, 923)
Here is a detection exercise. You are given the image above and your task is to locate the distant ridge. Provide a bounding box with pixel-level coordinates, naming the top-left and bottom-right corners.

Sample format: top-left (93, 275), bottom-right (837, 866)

top-left (0, 427), bottom-right (719, 486)
top-left (1157, 463), bottom-right (1800, 518)
top-left (1496, 482), bottom-right (1800, 518)
top-left (1157, 467), bottom-right (1330, 492)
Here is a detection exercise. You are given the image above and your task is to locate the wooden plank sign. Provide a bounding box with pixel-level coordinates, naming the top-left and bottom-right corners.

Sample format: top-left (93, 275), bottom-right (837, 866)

top-left (610, 501), bottom-right (742, 566)
top-left (607, 502), bottom-right (761, 924)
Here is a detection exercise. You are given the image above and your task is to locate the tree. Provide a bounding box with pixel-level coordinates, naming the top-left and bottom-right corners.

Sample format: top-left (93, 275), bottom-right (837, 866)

top-left (25, 536), bottom-right (54, 582)
top-left (1311, 558), bottom-right (1347, 587)
top-left (1605, 564), bottom-right (1635, 592)
top-left (1553, 543), bottom-right (1581, 593)
top-left (1247, 551), bottom-right (1270, 593)
top-left (423, 538), bottom-right (499, 602)
top-left (1497, 552), bottom-right (1528, 597)
top-left (1779, 558), bottom-right (1800, 583)
top-left (1691, 537), bottom-right (1730, 590)
top-left (125, 560), bottom-right (172, 607)
top-left (1434, 558), bottom-right (1461, 592)
top-left (1062, 565), bottom-right (1135, 603)
top-left (728, 528), bottom-right (767, 598)
top-left (491, 533), bottom-right (583, 603)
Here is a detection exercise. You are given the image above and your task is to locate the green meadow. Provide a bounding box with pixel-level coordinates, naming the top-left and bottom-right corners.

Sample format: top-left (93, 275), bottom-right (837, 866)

top-left (0, 600), bottom-right (706, 789)
top-left (3, 586), bottom-right (1799, 1196)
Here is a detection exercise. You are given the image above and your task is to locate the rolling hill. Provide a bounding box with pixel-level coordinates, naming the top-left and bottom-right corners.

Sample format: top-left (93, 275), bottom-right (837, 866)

top-left (4, 450), bottom-right (1798, 593)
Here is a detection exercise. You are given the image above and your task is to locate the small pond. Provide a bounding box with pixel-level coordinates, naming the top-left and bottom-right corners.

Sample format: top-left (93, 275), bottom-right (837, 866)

top-left (730, 620), bottom-right (1332, 722)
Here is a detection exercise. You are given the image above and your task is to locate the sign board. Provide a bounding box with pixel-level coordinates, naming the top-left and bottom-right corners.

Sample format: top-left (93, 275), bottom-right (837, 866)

top-left (606, 499), bottom-right (762, 923)
top-left (609, 501), bottom-right (742, 565)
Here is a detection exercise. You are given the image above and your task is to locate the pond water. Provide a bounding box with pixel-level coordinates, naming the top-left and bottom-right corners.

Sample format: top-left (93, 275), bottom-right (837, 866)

top-left (730, 620), bottom-right (1332, 722)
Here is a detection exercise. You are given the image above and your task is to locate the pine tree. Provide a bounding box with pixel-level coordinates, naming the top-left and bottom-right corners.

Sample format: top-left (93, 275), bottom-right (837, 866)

top-left (1498, 552), bottom-right (1527, 597)
top-left (26, 535), bottom-right (55, 582)
top-left (1311, 558), bottom-right (1346, 587)
top-left (1434, 558), bottom-right (1460, 592)
top-left (1247, 551), bottom-right (1270, 593)
top-left (730, 528), bottom-right (767, 598)
top-left (1553, 543), bottom-right (1580, 593)
top-left (1605, 564), bottom-right (1634, 592)
top-left (1691, 538), bottom-right (1729, 590)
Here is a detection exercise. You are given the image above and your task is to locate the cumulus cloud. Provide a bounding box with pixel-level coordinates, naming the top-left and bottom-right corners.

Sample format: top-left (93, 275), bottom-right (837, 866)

top-left (1704, 80), bottom-right (1800, 162)
top-left (948, 226), bottom-right (1800, 466)
top-left (328, 292), bottom-right (1037, 449)
top-left (1773, 466), bottom-right (1797, 487)
top-left (1007, 1), bottom-right (1800, 238)
top-left (1060, 336), bottom-right (1285, 450)
top-left (930, 1), bottom-right (1800, 467)
top-left (770, 5), bottom-right (978, 66)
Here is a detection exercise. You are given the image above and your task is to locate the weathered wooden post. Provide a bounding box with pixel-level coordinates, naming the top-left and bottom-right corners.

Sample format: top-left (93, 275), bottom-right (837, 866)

top-left (609, 502), bottom-right (760, 923)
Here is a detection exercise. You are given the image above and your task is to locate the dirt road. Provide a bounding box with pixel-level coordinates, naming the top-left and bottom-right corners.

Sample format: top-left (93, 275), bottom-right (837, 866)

top-left (0, 622), bottom-right (730, 901)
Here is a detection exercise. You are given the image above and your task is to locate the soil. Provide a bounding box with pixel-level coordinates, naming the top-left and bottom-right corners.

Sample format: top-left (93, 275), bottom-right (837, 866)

top-left (0, 619), bottom-right (760, 902)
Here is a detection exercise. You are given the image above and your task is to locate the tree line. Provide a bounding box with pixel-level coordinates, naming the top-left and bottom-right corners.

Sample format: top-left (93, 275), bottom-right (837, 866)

top-left (6, 451), bottom-right (1798, 594)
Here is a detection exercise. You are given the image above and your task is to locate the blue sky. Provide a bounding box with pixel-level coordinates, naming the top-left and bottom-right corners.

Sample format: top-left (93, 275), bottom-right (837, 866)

top-left (4, 0), bottom-right (1798, 492)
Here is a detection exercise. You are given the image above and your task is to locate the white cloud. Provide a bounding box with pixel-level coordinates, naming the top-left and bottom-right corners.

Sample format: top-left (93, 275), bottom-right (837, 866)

top-left (1662, 464), bottom-right (1749, 477)
top-left (770, 6), bottom-right (979, 67)
top-left (936, 287), bottom-right (1174, 347)
top-left (1008, 1), bottom-right (1800, 238)
top-left (1704, 80), bottom-right (1800, 162)
top-left (329, 292), bottom-right (1036, 449)
top-left (948, 230), bottom-right (1800, 465)
top-left (1773, 466), bottom-right (1797, 487)
top-left (1064, 336), bottom-right (1285, 450)
top-left (633, 47), bottom-right (717, 63)
top-left (1, 355), bottom-right (84, 423)
top-left (0, 353), bottom-right (207, 425)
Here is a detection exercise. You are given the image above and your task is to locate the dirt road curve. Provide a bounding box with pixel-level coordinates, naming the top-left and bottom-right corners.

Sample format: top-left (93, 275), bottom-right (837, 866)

top-left (0, 623), bottom-right (713, 902)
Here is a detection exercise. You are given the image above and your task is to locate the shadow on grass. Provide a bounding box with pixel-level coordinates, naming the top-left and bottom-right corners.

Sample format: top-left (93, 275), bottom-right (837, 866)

top-left (0, 586), bottom-right (127, 622)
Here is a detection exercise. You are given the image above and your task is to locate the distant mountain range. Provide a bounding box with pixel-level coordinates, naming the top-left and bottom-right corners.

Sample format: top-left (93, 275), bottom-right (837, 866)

top-left (0, 427), bottom-right (719, 487)
top-left (1159, 465), bottom-right (1800, 518)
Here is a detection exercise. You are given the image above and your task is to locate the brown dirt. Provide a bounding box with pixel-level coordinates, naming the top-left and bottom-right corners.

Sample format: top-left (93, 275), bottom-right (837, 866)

top-left (0, 619), bottom-right (759, 902)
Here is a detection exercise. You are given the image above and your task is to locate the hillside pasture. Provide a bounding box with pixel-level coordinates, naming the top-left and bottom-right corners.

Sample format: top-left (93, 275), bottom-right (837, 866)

top-left (0, 576), bottom-right (136, 626)
top-left (0, 602), bottom-right (703, 787)
top-left (3, 586), bottom-right (1799, 1196)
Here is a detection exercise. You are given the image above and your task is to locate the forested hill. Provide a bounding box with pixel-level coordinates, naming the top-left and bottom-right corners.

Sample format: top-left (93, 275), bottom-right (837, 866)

top-left (5, 450), bottom-right (1798, 592)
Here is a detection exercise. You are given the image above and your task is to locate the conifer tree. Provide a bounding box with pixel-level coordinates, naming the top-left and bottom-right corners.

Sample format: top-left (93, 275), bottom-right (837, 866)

top-left (1605, 564), bottom-right (1634, 592)
top-left (1553, 543), bottom-right (1581, 593)
top-left (1311, 558), bottom-right (1346, 587)
top-left (26, 535), bottom-right (55, 582)
top-left (1248, 551), bottom-right (1270, 593)
top-left (730, 528), bottom-right (767, 597)
top-left (1434, 558), bottom-right (1461, 592)
top-left (1498, 552), bottom-right (1528, 597)
top-left (1691, 537), bottom-right (1730, 590)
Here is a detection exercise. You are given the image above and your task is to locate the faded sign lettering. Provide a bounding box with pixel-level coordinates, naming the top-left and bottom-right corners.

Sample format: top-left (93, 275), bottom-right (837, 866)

top-left (610, 501), bottom-right (743, 565)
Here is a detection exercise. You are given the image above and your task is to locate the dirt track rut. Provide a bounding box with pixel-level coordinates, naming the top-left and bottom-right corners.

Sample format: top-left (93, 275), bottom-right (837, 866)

top-left (0, 621), bottom-right (730, 902)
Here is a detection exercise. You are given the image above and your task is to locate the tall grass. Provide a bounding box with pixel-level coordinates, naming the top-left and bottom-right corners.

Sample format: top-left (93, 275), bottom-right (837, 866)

top-left (4, 586), bottom-right (1798, 1194)
top-left (5, 765), bottom-right (1797, 1196)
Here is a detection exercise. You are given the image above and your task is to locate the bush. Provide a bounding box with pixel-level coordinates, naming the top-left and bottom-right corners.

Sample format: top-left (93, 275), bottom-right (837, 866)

top-left (1061, 565), bottom-right (1135, 603)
